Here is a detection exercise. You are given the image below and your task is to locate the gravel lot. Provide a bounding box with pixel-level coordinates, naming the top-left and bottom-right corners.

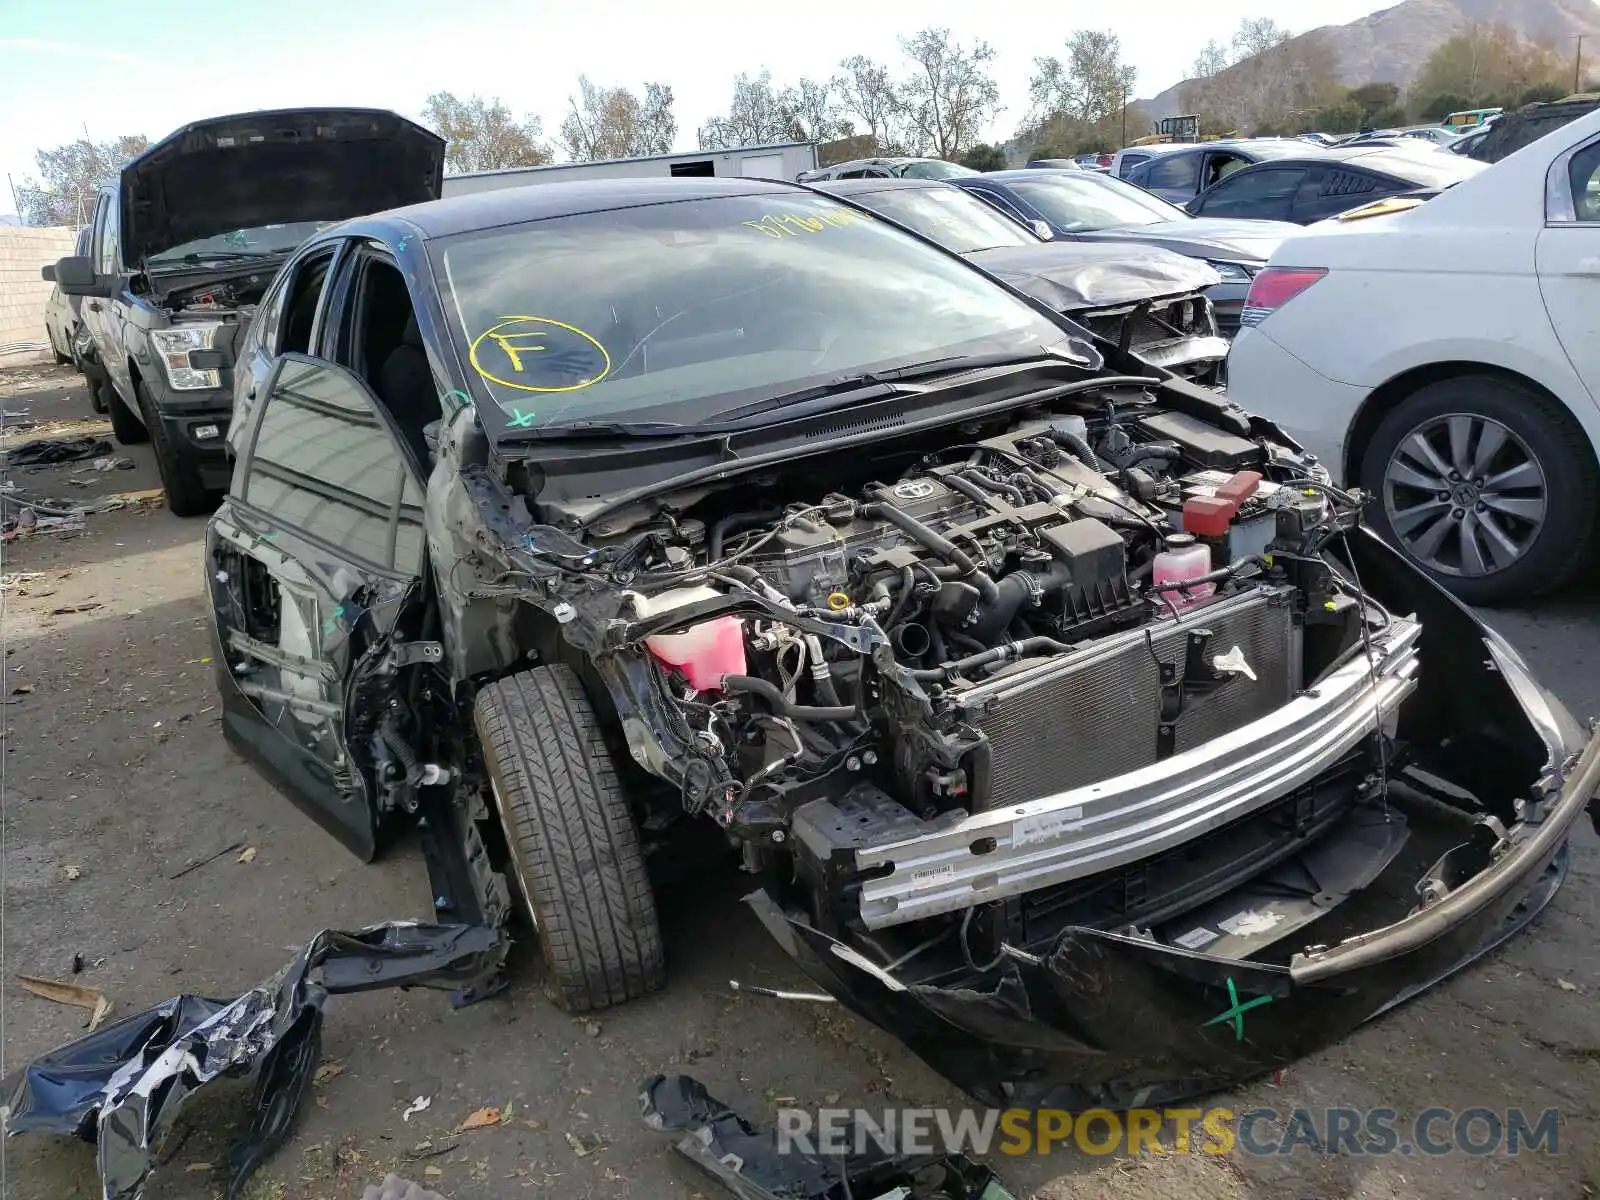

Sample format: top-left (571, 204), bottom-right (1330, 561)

top-left (4, 360), bottom-right (1600, 1200)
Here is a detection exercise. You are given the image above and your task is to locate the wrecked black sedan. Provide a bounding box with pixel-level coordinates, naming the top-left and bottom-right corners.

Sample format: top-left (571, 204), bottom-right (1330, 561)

top-left (206, 176), bottom-right (1600, 1108)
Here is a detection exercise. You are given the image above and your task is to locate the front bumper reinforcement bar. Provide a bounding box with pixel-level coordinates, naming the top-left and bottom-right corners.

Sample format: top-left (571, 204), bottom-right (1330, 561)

top-left (854, 616), bottom-right (1422, 928)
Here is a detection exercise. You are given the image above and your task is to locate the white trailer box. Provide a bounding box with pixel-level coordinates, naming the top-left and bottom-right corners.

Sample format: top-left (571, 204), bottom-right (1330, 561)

top-left (442, 142), bottom-right (818, 197)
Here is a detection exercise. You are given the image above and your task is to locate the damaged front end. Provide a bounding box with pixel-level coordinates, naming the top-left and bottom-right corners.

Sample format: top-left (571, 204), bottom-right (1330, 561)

top-left (1, 922), bottom-right (505, 1200)
top-left (431, 352), bottom-right (1593, 1106)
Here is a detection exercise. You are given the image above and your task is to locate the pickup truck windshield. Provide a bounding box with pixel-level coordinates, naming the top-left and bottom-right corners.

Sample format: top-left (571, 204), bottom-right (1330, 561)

top-left (146, 220), bottom-right (332, 266)
top-left (432, 193), bottom-right (1072, 432)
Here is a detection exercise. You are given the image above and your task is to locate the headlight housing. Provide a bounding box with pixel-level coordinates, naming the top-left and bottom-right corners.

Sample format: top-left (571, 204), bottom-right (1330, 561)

top-left (149, 324), bottom-right (223, 391)
top-left (1206, 261), bottom-right (1256, 284)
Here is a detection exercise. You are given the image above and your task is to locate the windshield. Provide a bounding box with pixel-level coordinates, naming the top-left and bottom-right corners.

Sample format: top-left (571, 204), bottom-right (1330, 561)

top-left (1006, 174), bottom-right (1188, 231)
top-left (146, 219), bottom-right (332, 266)
top-left (849, 186), bottom-right (1035, 253)
top-left (433, 192), bottom-right (1071, 433)
top-left (900, 160), bottom-right (979, 180)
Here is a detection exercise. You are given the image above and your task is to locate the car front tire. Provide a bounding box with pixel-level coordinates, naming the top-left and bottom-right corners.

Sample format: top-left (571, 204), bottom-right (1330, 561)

top-left (474, 663), bottom-right (665, 1013)
top-left (135, 379), bottom-right (214, 517)
top-left (105, 379), bottom-right (146, 443)
top-left (1359, 375), bottom-right (1598, 605)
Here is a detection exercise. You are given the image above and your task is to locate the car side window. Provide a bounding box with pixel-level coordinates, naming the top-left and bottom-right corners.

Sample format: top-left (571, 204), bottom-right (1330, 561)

top-left (240, 356), bottom-right (425, 575)
top-left (1195, 167), bottom-right (1306, 220)
top-left (837, 168), bottom-right (869, 179)
top-left (1566, 141), bottom-right (1600, 221)
top-left (1141, 153), bottom-right (1200, 191)
top-left (87, 196), bottom-right (109, 272)
top-left (97, 194), bottom-right (121, 275)
top-left (1202, 152), bottom-right (1251, 190)
top-left (1117, 153), bottom-right (1150, 178)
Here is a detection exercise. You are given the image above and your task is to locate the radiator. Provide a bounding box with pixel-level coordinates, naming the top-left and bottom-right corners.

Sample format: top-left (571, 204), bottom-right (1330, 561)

top-left (957, 584), bottom-right (1302, 811)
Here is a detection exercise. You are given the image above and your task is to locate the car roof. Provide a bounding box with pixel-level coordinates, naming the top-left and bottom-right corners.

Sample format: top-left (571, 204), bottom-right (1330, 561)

top-left (371, 176), bottom-right (802, 239)
top-left (811, 177), bottom-right (950, 195)
top-left (1211, 146), bottom-right (1478, 183)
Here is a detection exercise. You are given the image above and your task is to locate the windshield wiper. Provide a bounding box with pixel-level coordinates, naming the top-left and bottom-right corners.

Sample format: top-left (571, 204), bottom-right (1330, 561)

top-left (698, 346), bottom-right (1079, 429)
top-left (497, 418), bottom-right (692, 440)
top-left (496, 347), bottom-right (1081, 443)
top-left (153, 250), bottom-right (281, 266)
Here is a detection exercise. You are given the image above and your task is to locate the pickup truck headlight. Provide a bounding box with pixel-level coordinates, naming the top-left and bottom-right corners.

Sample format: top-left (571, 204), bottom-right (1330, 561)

top-left (1205, 261), bottom-right (1257, 284)
top-left (149, 324), bottom-right (223, 391)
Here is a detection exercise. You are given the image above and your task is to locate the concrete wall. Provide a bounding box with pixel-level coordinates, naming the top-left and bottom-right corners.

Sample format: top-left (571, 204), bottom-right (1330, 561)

top-left (0, 226), bottom-right (77, 360)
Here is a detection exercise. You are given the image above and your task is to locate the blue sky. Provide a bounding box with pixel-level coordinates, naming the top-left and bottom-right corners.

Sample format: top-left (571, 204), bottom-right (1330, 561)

top-left (1, 0), bottom-right (1395, 216)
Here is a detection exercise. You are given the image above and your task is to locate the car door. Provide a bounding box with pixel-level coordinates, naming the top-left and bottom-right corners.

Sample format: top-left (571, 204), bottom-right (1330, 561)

top-left (93, 189), bottom-right (139, 406)
top-left (1289, 166), bottom-right (1387, 224)
top-left (231, 238), bottom-right (347, 448)
top-left (1536, 132), bottom-right (1600, 403)
top-left (1135, 152), bottom-right (1202, 203)
top-left (207, 351), bottom-right (428, 860)
top-left (1190, 166), bottom-right (1308, 221)
top-left (1199, 150), bottom-right (1254, 195)
top-left (78, 194), bottom-right (112, 365)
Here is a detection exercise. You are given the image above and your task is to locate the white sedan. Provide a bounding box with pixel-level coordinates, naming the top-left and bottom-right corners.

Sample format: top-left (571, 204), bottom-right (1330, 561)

top-left (1225, 106), bottom-right (1600, 604)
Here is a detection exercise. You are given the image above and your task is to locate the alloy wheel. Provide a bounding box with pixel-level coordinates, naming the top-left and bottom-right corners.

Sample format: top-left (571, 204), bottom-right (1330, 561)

top-left (1380, 413), bottom-right (1547, 578)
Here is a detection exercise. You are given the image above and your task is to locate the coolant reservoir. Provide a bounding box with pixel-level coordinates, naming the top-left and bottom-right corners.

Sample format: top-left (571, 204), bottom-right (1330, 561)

top-left (1152, 533), bottom-right (1214, 607)
top-left (636, 586), bottom-right (747, 691)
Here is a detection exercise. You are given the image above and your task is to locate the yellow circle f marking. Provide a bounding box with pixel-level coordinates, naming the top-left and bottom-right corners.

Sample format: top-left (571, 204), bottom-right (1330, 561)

top-left (468, 315), bottom-right (613, 395)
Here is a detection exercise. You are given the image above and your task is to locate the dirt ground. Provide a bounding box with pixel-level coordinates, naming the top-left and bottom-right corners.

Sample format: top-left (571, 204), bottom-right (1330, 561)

top-left (3, 360), bottom-right (1600, 1200)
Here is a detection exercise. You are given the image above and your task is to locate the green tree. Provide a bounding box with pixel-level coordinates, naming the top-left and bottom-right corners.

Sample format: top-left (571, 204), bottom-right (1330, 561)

top-left (1409, 25), bottom-right (1564, 112)
top-left (1347, 82), bottom-right (1401, 120)
top-left (1519, 82), bottom-right (1570, 105)
top-left (422, 92), bottom-right (551, 174)
top-left (1417, 91), bottom-right (1472, 121)
top-left (1309, 101), bottom-right (1364, 133)
top-left (961, 143), bottom-right (1007, 171)
top-left (13, 134), bottom-right (148, 227)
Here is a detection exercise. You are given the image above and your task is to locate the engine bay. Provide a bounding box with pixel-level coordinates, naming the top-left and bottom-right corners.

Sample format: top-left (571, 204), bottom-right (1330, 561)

top-left (499, 380), bottom-right (1384, 920)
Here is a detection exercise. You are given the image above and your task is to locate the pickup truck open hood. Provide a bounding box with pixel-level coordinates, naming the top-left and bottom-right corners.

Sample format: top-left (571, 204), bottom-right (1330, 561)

top-left (121, 108), bottom-right (445, 266)
top-left (967, 241), bottom-right (1220, 310)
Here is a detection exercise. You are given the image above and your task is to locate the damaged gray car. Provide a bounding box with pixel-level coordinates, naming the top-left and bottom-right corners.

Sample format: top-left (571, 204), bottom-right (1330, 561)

top-left (811, 177), bottom-right (1227, 385)
top-left (204, 175), bottom-right (1600, 1109)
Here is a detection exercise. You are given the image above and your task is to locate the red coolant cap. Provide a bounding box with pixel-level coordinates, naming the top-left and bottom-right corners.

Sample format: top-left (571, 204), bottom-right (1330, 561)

top-left (1216, 470), bottom-right (1264, 505)
top-left (1183, 495), bottom-right (1237, 537)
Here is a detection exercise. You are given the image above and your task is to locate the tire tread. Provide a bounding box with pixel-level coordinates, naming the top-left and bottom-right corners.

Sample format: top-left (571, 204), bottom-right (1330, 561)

top-left (474, 664), bottom-right (663, 1012)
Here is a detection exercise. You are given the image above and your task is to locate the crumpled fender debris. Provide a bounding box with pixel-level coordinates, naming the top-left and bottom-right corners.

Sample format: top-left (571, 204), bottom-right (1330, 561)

top-left (0, 921), bottom-right (506, 1200)
top-left (639, 1073), bottom-right (1016, 1200)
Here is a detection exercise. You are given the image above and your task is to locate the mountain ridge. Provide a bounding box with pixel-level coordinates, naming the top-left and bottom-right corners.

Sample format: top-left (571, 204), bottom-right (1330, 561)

top-left (1136, 0), bottom-right (1600, 121)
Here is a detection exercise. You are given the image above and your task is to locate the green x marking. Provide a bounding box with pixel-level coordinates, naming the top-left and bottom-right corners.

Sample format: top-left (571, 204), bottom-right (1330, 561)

top-left (1202, 976), bottom-right (1274, 1041)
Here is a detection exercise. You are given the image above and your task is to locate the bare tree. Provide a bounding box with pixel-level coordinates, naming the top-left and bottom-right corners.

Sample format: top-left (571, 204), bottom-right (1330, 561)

top-left (422, 91), bottom-right (552, 174)
top-left (560, 77), bottom-right (677, 162)
top-left (13, 134), bottom-right (148, 227)
top-left (1190, 39), bottom-right (1232, 79)
top-left (791, 77), bottom-right (853, 142)
top-left (834, 55), bottom-right (908, 153)
top-left (1179, 18), bottom-right (1339, 134)
top-left (898, 27), bottom-right (1003, 159)
top-left (698, 71), bottom-right (802, 149)
top-left (1029, 30), bottom-right (1138, 125)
